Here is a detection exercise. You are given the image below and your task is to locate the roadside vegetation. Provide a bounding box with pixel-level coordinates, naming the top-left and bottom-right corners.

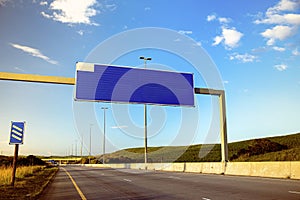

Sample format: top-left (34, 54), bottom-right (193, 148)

top-left (0, 165), bottom-right (43, 186)
top-left (99, 132), bottom-right (300, 163)
top-left (0, 155), bottom-right (58, 199)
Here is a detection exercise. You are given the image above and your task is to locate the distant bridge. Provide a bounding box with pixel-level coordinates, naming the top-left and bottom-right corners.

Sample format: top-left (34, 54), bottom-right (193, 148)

top-left (42, 157), bottom-right (82, 164)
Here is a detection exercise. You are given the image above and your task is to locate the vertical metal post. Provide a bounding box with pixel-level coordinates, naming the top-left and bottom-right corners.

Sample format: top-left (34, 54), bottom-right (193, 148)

top-left (144, 59), bottom-right (148, 169)
top-left (219, 91), bottom-right (228, 162)
top-left (101, 107), bottom-right (108, 164)
top-left (144, 102), bottom-right (148, 168)
top-left (89, 124), bottom-right (92, 164)
top-left (75, 140), bottom-right (77, 157)
top-left (140, 56), bottom-right (151, 169)
top-left (11, 144), bottom-right (19, 187)
top-left (194, 88), bottom-right (228, 163)
top-left (80, 133), bottom-right (83, 163)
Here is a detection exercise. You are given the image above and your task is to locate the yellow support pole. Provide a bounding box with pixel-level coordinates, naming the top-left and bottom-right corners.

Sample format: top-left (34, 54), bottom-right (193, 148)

top-left (194, 88), bottom-right (229, 163)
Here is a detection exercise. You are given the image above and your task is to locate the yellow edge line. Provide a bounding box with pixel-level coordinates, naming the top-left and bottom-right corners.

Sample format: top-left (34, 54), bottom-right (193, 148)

top-left (61, 167), bottom-right (87, 200)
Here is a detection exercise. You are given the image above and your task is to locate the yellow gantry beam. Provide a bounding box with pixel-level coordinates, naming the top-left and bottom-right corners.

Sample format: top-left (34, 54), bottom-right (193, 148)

top-left (0, 72), bottom-right (75, 85)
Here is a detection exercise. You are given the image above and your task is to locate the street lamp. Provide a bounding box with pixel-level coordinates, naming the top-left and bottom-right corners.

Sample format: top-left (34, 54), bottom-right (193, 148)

top-left (139, 56), bottom-right (152, 169)
top-left (89, 124), bottom-right (93, 164)
top-left (101, 107), bottom-right (108, 164)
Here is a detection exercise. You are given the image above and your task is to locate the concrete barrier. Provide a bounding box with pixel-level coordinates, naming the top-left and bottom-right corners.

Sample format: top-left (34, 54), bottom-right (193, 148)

top-left (291, 162), bottom-right (300, 179)
top-left (80, 161), bottom-right (300, 180)
top-left (184, 162), bottom-right (202, 173)
top-left (201, 162), bottom-right (224, 174)
top-left (250, 162), bottom-right (291, 179)
top-left (226, 162), bottom-right (251, 176)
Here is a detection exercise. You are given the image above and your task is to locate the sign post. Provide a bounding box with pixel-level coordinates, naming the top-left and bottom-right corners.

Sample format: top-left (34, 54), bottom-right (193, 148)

top-left (9, 121), bottom-right (25, 187)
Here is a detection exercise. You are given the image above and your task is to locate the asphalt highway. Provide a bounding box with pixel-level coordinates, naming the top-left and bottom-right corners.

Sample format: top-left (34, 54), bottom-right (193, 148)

top-left (41, 165), bottom-right (300, 200)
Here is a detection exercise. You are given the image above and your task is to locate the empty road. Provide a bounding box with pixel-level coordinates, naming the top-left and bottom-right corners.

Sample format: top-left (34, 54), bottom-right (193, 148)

top-left (41, 165), bottom-right (300, 200)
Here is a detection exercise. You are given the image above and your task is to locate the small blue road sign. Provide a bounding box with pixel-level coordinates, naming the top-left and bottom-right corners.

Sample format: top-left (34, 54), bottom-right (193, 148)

top-left (9, 121), bottom-right (25, 145)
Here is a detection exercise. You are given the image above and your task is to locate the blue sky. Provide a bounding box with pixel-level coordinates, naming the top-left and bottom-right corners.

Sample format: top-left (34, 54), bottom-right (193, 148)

top-left (0, 0), bottom-right (299, 156)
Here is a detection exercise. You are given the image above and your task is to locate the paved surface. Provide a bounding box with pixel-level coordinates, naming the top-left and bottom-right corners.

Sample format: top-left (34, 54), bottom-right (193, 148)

top-left (41, 165), bottom-right (300, 200)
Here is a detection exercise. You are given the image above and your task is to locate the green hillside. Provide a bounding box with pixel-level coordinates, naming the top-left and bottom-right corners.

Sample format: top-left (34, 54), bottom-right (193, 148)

top-left (101, 132), bottom-right (300, 163)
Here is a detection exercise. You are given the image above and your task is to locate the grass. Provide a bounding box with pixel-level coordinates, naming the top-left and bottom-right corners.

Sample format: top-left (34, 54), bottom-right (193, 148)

top-left (0, 166), bottom-right (43, 186)
top-left (233, 147), bottom-right (300, 162)
top-left (102, 132), bottom-right (300, 162)
top-left (0, 166), bottom-right (58, 199)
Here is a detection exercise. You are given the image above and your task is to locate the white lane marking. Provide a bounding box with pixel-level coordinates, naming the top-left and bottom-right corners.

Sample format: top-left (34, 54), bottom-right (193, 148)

top-left (202, 198), bottom-right (211, 200)
top-left (123, 178), bottom-right (132, 182)
top-left (168, 176), bottom-right (181, 180)
top-left (289, 191), bottom-right (300, 194)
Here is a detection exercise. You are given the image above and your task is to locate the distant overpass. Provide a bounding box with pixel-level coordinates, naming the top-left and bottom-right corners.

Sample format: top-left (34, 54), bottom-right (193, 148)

top-left (42, 157), bottom-right (82, 164)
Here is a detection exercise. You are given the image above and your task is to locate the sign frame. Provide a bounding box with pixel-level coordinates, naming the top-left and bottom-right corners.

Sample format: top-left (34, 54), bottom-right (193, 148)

top-left (74, 62), bottom-right (195, 107)
top-left (9, 121), bottom-right (25, 145)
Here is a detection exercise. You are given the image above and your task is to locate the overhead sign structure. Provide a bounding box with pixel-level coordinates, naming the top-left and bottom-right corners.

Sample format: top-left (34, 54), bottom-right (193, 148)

top-left (75, 62), bottom-right (195, 106)
top-left (9, 121), bottom-right (25, 145)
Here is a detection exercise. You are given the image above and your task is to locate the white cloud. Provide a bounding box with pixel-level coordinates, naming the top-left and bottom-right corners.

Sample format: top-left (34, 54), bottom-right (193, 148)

top-left (251, 46), bottom-right (268, 53)
top-left (144, 7), bottom-right (151, 11)
top-left (40, 1), bottom-right (47, 6)
top-left (218, 17), bottom-right (231, 24)
top-left (195, 41), bottom-right (202, 46)
top-left (274, 64), bottom-right (288, 71)
top-left (255, 13), bottom-right (300, 25)
top-left (111, 125), bottom-right (128, 129)
top-left (267, 0), bottom-right (300, 14)
top-left (178, 30), bottom-right (193, 35)
top-left (292, 48), bottom-right (300, 55)
top-left (254, 0), bottom-right (300, 25)
top-left (77, 30), bottom-right (84, 36)
top-left (222, 28), bottom-right (243, 49)
top-left (243, 89), bottom-right (249, 93)
top-left (106, 4), bottom-right (117, 11)
top-left (255, 0), bottom-right (300, 45)
top-left (14, 67), bottom-right (25, 72)
top-left (207, 14), bottom-right (216, 21)
top-left (261, 25), bottom-right (295, 45)
top-left (10, 43), bottom-right (58, 65)
top-left (41, 0), bottom-right (99, 26)
top-left (229, 53), bottom-right (258, 63)
top-left (212, 21), bottom-right (243, 49)
top-left (0, 0), bottom-right (10, 6)
top-left (223, 80), bottom-right (229, 84)
top-left (272, 46), bottom-right (286, 51)
top-left (207, 14), bottom-right (231, 24)
top-left (212, 35), bottom-right (223, 46)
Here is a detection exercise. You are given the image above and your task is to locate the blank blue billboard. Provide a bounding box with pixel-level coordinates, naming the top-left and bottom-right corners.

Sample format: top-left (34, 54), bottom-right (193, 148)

top-left (75, 62), bottom-right (194, 106)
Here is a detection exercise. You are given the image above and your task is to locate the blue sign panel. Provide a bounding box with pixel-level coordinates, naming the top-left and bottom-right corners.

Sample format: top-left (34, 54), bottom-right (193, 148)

top-left (75, 62), bottom-right (195, 106)
top-left (9, 121), bottom-right (25, 145)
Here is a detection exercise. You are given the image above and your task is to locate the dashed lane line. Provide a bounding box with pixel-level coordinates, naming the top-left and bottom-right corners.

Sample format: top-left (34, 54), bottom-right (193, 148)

top-left (61, 167), bottom-right (87, 200)
top-left (123, 178), bottom-right (132, 182)
top-left (168, 176), bottom-right (181, 180)
top-left (289, 191), bottom-right (300, 195)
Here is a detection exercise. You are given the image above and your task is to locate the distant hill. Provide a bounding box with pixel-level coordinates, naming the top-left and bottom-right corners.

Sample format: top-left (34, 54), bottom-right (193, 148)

top-left (99, 132), bottom-right (300, 163)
